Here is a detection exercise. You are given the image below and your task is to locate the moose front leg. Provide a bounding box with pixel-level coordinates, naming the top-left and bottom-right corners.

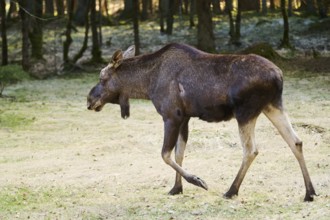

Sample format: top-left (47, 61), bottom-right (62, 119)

top-left (162, 119), bottom-right (208, 192)
top-left (169, 118), bottom-right (190, 195)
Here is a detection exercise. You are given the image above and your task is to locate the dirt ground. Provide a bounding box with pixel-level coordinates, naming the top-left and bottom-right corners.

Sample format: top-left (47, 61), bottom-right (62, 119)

top-left (0, 70), bottom-right (329, 219)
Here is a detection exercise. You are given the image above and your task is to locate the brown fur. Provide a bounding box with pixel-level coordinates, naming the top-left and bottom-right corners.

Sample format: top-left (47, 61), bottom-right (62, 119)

top-left (87, 43), bottom-right (316, 201)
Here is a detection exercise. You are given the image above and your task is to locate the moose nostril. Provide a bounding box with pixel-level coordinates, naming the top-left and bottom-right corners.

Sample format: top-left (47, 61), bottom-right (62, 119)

top-left (87, 102), bottom-right (92, 110)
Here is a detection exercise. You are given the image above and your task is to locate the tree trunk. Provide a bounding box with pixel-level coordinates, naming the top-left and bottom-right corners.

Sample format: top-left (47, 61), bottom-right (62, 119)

top-left (45, 0), bottom-right (55, 17)
top-left (63, 0), bottom-right (74, 63)
top-left (234, 0), bottom-right (241, 44)
top-left (74, 0), bottom-right (90, 25)
top-left (6, 1), bottom-right (17, 21)
top-left (288, 0), bottom-right (292, 16)
top-left (317, 0), bottom-right (327, 18)
top-left (189, 0), bottom-right (196, 28)
top-left (55, 0), bottom-right (64, 16)
top-left (226, 0), bottom-right (234, 39)
top-left (0, 0), bottom-right (8, 65)
top-left (121, 0), bottom-right (133, 19)
top-left (19, 0), bottom-right (30, 71)
top-left (159, 0), bottom-right (175, 35)
top-left (197, 0), bottom-right (215, 52)
top-left (73, 0), bottom-right (91, 63)
top-left (212, 0), bottom-right (221, 14)
top-left (166, 0), bottom-right (175, 35)
top-left (262, 0), bottom-right (267, 15)
top-left (133, 0), bottom-right (140, 55)
top-left (90, 0), bottom-right (102, 62)
top-left (280, 0), bottom-right (291, 48)
top-left (98, 0), bottom-right (102, 45)
top-left (270, 0), bottom-right (275, 11)
top-left (306, 0), bottom-right (317, 15)
top-left (142, 0), bottom-right (150, 20)
top-left (240, 0), bottom-right (259, 12)
top-left (28, 0), bottom-right (43, 59)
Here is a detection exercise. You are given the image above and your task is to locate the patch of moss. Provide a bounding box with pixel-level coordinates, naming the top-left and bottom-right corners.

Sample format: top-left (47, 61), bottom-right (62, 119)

top-left (0, 65), bottom-right (30, 96)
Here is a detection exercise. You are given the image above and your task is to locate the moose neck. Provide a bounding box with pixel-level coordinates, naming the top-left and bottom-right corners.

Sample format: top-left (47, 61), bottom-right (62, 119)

top-left (117, 55), bottom-right (157, 100)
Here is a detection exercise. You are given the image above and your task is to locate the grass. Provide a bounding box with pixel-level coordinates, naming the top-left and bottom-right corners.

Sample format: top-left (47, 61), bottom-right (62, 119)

top-left (0, 69), bottom-right (329, 219)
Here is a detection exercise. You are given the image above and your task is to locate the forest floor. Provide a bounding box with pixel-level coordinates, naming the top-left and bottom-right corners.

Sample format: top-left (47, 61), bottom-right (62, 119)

top-left (1, 14), bottom-right (330, 219)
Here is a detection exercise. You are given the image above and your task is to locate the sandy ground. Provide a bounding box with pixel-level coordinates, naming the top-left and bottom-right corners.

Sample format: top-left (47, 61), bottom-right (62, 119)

top-left (0, 72), bottom-right (329, 219)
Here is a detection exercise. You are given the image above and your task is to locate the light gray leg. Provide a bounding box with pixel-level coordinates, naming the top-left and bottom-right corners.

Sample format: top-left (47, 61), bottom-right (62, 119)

top-left (263, 105), bottom-right (316, 201)
top-left (224, 117), bottom-right (258, 198)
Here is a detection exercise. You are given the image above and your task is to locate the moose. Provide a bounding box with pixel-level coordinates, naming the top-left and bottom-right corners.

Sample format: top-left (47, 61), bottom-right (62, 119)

top-left (87, 43), bottom-right (316, 201)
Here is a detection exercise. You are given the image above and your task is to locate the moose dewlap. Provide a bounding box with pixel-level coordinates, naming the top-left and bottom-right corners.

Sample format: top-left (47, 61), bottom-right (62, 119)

top-left (87, 43), bottom-right (316, 202)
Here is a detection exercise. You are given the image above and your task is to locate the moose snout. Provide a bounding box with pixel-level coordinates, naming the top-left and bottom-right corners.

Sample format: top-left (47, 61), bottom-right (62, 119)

top-left (87, 102), bottom-right (92, 110)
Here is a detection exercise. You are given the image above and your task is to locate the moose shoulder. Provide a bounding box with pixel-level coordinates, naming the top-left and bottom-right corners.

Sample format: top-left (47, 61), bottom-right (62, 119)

top-left (87, 43), bottom-right (316, 202)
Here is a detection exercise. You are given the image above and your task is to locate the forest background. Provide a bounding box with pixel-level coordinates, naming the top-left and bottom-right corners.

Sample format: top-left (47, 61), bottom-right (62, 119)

top-left (0, 0), bottom-right (329, 81)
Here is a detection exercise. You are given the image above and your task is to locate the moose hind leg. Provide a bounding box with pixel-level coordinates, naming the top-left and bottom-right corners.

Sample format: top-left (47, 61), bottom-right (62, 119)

top-left (263, 105), bottom-right (316, 201)
top-left (224, 117), bottom-right (258, 199)
top-left (169, 119), bottom-right (189, 195)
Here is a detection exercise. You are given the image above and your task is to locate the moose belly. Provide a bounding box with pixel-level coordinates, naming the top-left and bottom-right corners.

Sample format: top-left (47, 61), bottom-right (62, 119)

top-left (197, 104), bottom-right (234, 123)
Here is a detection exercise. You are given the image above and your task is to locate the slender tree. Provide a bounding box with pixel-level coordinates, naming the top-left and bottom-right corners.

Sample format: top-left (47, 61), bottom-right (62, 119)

top-left (306, 0), bottom-right (317, 15)
top-left (122, 0), bottom-right (133, 19)
top-left (227, 0), bottom-right (235, 39)
top-left (28, 0), bottom-right (43, 59)
top-left (0, 0), bottom-right (8, 65)
top-left (90, 0), bottom-right (102, 62)
top-left (270, 0), bottom-right (275, 11)
top-left (55, 0), bottom-right (64, 16)
top-left (133, 0), bottom-right (140, 54)
top-left (6, 1), bottom-right (17, 21)
top-left (280, 0), bottom-right (291, 48)
top-left (212, 0), bottom-right (221, 14)
top-left (197, 0), bottom-right (215, 52)
top-left (63, 0), bottom-right (74, 63)
top-left (74, 0), bottom-right (90, 25)
top-left (18, 0), bottom-right (30, 70)
top-left (72, 0), bottom-right (91, 63)
top-left (189, 0), bottom-right (196, 28)
top-left (159, 0), bottom-right (175, 35)
top-left (45, 0), bottom-right (55, 17)
top-left (317, 0), bottom-right (328, 18)
top-left (227, 0), bottom-right (241, 45)
top-left (288, 0), bottom-right (293, 16)
top-left (262, 0), bottom-right (267, 15)
top-left (142, 0), bottom-right (150, 20)
top-left (234, 0), bottom-right (242, 44)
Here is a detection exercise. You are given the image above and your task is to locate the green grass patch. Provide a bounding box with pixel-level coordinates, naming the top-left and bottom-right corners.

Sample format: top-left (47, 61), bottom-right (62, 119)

top-left (0, 185), bottom-right (89, 216)
top-left (0, 65), bottom-right (30, 84)
top-left (0, 112), bottom-right (35, 129)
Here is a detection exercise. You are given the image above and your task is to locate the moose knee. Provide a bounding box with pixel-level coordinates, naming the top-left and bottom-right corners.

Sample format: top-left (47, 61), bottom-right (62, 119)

top-left (295, 141), bottom-right (303, 153)
top-left (162, 151), bottom-right (171, 165)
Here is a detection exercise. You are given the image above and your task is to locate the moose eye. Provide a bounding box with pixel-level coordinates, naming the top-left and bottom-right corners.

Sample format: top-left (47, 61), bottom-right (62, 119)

top-left (99, 78), bottom-right (107, 86)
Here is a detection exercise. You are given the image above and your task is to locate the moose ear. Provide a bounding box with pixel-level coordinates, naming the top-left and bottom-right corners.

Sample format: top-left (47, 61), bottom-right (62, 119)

top-left (122, 45), bottom-right (136, 59)
top-left (111, 49), bottom-right (123, 69)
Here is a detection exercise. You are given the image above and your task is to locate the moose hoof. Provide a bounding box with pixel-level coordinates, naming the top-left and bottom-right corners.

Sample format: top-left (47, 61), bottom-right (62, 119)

top-left (304, 192), bottom-right (317, 202)
top-left (304, 187), bottom-right (317, 202)
top-left (185, 175), bottom-right (208, 190)
top-left (168, 186), bottom-right (183, 195)
top-left (223, 188), bottom-right (238, 199)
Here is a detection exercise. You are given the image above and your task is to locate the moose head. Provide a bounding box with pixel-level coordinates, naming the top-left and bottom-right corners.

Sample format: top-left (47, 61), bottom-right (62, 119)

top-left (87, 45), bottom-right (135, 118)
